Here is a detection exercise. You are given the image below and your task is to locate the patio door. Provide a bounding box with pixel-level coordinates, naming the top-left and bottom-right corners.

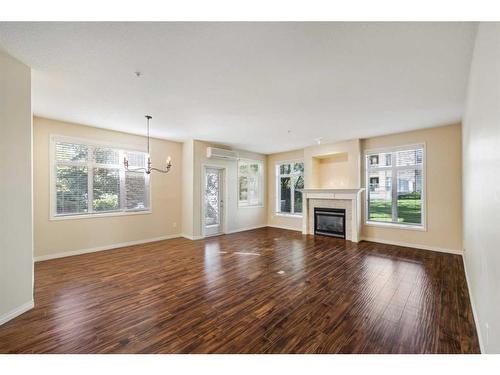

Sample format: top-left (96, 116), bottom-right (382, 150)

top-left (204, 167), bottom-right (224, 236)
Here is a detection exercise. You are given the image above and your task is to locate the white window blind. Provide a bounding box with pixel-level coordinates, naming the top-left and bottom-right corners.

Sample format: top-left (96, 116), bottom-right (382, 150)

top-left (52, 139), bottom-right (150, 218)
top-left (238, 160), bottom-right (263, 207)
top-left (366, 145), bottom-right (424, 227)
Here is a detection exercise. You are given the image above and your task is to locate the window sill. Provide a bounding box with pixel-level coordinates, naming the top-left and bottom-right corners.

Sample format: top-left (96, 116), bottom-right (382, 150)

top-left (50, 210), bottom-right (152, 221)
top-left (365, 220), bottom-right (426, 231)
top-left (238, 204), bottom-right (264, 209)
top-left (275, 212), bottom-right (303, 218)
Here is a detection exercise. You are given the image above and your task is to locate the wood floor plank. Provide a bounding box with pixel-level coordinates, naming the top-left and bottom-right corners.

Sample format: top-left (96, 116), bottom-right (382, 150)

top-left (0, 227), bottom-right (480, 353)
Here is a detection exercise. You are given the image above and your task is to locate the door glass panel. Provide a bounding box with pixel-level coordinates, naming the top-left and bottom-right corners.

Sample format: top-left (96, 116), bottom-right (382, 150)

top-left (205, 169), bottom-right (220, 226)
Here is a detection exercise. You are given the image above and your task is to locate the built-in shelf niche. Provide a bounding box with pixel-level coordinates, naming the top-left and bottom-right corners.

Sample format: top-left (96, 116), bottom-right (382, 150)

top-left (312, 152), bottom-right (351, 189)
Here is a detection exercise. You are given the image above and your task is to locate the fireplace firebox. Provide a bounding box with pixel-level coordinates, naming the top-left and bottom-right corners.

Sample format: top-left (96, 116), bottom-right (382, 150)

top-left (314, 207), bottom-right (346, 239)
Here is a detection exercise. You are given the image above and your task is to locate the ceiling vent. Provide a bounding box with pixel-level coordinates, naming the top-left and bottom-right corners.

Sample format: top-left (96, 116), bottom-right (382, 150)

top-left (206, 147), bottom-right (238, 160)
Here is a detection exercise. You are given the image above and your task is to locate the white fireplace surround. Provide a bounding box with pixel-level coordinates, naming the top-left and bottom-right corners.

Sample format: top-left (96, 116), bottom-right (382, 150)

top-left (302, 188), bottom-right (365, 242)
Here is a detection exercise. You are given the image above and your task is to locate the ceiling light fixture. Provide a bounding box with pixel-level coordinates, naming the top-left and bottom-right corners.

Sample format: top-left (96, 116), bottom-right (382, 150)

top-left (123, 115), bottom-right (172, 174)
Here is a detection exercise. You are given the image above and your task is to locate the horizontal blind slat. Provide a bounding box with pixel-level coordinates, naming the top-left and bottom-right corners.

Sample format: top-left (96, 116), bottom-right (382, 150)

top-left (54, 142), bottom-right (150, 216)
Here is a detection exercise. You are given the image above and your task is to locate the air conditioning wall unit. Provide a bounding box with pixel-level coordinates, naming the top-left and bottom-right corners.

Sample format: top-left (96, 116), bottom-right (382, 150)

top-left (206, 147), bottom-right (239, 160)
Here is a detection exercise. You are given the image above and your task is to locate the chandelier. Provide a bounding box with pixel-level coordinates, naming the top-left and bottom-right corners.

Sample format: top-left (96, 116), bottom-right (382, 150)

top-left (123, 115), bottom-right (172, 174)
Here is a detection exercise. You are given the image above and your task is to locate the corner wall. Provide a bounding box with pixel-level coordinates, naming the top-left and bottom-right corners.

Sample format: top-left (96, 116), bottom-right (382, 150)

top-left (462, 22), bottom-right (500, 353)
top-left (0, 51), bottom-right (34, 324)
top-left (191, 140), bottom-right (267, 237)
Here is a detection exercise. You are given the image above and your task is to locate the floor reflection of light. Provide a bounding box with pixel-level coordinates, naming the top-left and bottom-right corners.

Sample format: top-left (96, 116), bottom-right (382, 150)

top-left (204, 242), bottom-right (222, 285)
top-left (233, 247), bottom-right (262, 278)
top-left (290, 239), bottom-right (304, 272)
top-left (359, 253), bottom-right (426, 321)
top-left (233, 252), bottom-right (260, 256)
top-left (53, 290), bottom-right (91, 339)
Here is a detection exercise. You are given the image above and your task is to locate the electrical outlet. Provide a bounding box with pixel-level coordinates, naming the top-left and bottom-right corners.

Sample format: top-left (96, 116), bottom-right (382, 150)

top-left (485, 322), bottom-right (490, 346)
top-left (172, 222), bottom-right (177, 229)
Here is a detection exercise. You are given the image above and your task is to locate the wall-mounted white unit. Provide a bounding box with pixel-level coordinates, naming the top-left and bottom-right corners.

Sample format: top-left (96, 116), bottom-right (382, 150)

top-left (206, 147), bottom-right (238, 160)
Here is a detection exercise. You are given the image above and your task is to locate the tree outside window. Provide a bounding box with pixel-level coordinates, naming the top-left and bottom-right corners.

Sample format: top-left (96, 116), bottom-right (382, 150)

top-left (276, 162), bottom-right (304, 215)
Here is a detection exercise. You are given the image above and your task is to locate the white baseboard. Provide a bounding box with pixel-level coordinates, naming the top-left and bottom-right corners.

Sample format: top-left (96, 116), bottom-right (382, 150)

top-left (462, 254), bottom-right (485, 353)
top-left (0, 300), bottom-right (34, 326)
top-left (34, 234), bottom-right (182, 262)
top-left (182, 225), bottom-right (267, 239)
top-left (267, 224), bottom-right (302, 232)
top-left (181, 234), bottom-right (203, 240)
top-left (360, 236), bottom-right (463, 255)
top-left (225, 224), bottom-right (267, 234)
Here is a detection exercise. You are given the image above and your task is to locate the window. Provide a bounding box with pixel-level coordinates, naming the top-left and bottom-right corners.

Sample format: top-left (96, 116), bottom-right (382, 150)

top-left (369, 155), bottom-right (379, 166)
top-left (238, 160), bottom-right (263, 207)
top-left (366, 145), bottom-right (424, 227)
top-left (276, 161), bottom-right (304, 215)
top-left (369, 177), bottom-right (379, 191)
top-left (52, 137), bottom-right (150, 218)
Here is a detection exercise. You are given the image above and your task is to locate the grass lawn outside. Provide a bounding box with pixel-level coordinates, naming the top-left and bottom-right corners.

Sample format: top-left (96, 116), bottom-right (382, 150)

top-left (368, 198), bottom-right (422, 224)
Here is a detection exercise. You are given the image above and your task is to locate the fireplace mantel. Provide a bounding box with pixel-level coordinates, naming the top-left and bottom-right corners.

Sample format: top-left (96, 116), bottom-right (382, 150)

top-left (302, 188), bottom-right (365, 242)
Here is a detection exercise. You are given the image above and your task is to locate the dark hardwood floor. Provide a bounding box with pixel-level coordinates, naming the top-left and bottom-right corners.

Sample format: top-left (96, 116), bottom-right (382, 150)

top-left (0, 227), bottom-right (480, 353)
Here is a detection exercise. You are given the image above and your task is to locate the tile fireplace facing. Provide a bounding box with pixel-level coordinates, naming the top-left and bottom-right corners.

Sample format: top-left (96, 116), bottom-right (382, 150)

top-left (302, 189), bottom-right (364, 242)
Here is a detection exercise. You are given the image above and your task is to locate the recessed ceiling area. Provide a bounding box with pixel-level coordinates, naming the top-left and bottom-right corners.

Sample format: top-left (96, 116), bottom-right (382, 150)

top-left (0, 22), bottom-right (477, 154)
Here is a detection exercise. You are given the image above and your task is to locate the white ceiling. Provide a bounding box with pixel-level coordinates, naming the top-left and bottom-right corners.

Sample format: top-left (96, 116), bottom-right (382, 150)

top-left (0, 22), bottom-right (476, 154)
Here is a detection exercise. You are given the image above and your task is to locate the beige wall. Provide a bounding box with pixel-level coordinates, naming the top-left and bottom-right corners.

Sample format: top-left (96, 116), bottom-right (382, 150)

top-left (181, 139), bottom-right (194, 238)
top-left (33, 117), bottom-right (182, 258)
top-left (0, 51), bottom-right (33, 322)
top-left (361, 123), bottom-right (463, 252)
top-left (462, 23), bottom-right (500, 353)
top-left (190, 140), bottom-right (267, 238)
top-left (267, 149), bottom-right (304, 231)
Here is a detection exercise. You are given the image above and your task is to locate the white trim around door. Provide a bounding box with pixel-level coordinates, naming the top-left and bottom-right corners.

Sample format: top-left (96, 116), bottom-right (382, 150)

top-left (201, 164), bottom-right (228, 238)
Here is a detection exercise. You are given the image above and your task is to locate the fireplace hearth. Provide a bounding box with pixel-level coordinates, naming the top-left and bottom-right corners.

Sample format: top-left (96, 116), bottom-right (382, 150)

top-left (314, 207), bottom-right (346, 239)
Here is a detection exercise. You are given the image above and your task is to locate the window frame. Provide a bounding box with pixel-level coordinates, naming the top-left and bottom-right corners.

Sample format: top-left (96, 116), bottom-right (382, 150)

top-left (49, 135), bottom-right (152, 220)
top-left (364, 143), bottom-right (426, 231)
top-left (275, 160), bottom-right (304, 217)
top-left (237, 158), bottom-right (264, 208)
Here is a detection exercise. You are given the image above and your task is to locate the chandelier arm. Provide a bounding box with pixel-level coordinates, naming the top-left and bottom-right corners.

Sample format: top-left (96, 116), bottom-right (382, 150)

top-left (125, 167), bottom-right (148, 173)
top-left (122, 115), bottom-right (173, 175)
top-left (149, 166), bottom-right (171, 174)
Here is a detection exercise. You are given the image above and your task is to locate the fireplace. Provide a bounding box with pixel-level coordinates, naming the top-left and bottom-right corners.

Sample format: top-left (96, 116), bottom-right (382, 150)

top-left (314, 207), bottom-right (346, 239)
